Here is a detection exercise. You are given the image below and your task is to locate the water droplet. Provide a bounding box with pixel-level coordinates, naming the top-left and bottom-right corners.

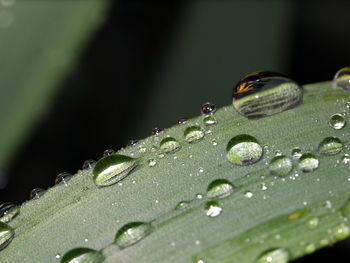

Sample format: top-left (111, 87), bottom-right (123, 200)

top-left (115, 222), bottom-right (153, 249)
top-left (201, 102), bottom-right (216, 115)
top-left (244, 191), bottom-right (253, 198)
top-left (103, 149), bottom-right (115, 156)
top-left (346, 102), bottom-right (350, 109)
top-left (159, 137), bottom-right (181, 153)
top-left (318, 137), bottom-right (343, 156)
top-left (82, 159), bottom-right (96, 170)
top-left (0, 202), bottom-right (19, 223)
top-left (151, 127), bottom-right (164, 136)
top-left (30, 188), bottom-right (46, 200)
top-left (207, 179), bottom-right (235, 199)
top-left (127, 140), bottom-right (139, 147)
top-left (269, 156), bottom-right (293, 176)
top-left (60, 248), bottom-right (104, 263)
top-left (205, 201), bottom-right (222, 218)
top-left (307, 217), bottom-right (319, 229)
top-left (341, 154), bottom-right (350, 165)
top-left (203, 115), bottom-right (217, 126)
top-left (196, 194), bottom-right (203, 199)
top-left (291, 148), bottom-right (302, 159)
top-left (333, 67), bottom-right (350, 91)
top-left (332, 224), bottom-right (350, 241)
top-left (305, 243), bottom-right (316, 254)
top-left (184, 126), bottom-right (205, 143)
top-left (226, 134), bottom-right (263, 165)
top-left (148, 159), bottom-right (157, 167)
top-left (298, 153), bottom-right (319, 172)
top-left (255, 248), bottom-right (289, 263)
top-left (329, 113), bottom-right (346, 130)
top-left (175, 201), bottom-right (190, 210)
top-left (177, 118), bottom-right (188, 124)
top-left (55, 172), bottom-right (72, 186)
top-left (55, 253), bottom-right (61, 259)
top-left (232, 71), bottom-right (302, 119)
top-left (92, 154), bottom-right (138, 187)
top-left (0, 222), bottom-right (14, 250)
top-left (211, 139), bottom-right (218, 146)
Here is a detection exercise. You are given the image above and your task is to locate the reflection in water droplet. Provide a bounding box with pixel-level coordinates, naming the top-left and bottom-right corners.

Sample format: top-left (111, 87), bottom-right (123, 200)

top-left (201, 102), bottom-right (216, 115)
top-left (207, 179), bottom-right (235, 199)
top-left (55, 172), bottom-right (72, 186)
top-left (184, 126), bottom-right (205, 143)
top-left (298, 153), bottom-right (319, 173)
top-left (203, 115), bottom-right (217, 126)
top-left (60, 247), bottom-right (104, 263)
top-left (291, 148), bottom-right (302, 159)
top-left (175, 201), bottom-right (190, 210)
top-left (232, 71), bottom-right (303, 119)
top-left (93, 154), bottom-right (138, 187)
top-left (255, 248), bottom-right (289, 263)
top-left (30, 188), bottom-right (46, 200)
top-left (333, 67), bottom-right (350, 91)
top-left (0, 203), bottom-right (19, 223)
top-left (205, 201), bottom-right (222, 218)
top-left (226, 135), bottom-right (263, 165)
top-left (318, 137), bottom-right (343, 156)
top-left (160, 137), bottom-right (181, 153)
top-left (329, 114), bottom-right (346, 130)
top-left (269, 156), bottom-right (293, 176)
top-left (115, 222), bottom-right (153, 249)
top-left (0, 222), bottom-right (14, 250)
top-left (82, 159), bottom-right (96, 170)
top-left (103, 149), bottom-right (115, 156)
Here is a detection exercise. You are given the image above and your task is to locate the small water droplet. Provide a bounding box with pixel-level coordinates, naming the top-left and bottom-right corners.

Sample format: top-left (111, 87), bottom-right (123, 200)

top-left (333, 67), bottom-right (350, 91)
top-left (269, 156), bottom-right (293, 176)
top-left (324, 200), bottom-right (332, 209)
top-left (82, 159), bottom-right (96, 170)
top-left (205, 201), bottom-right (222, 218)
top-left (233, 71), bottom-right (303, 119)
top-left (307, 217), bottom-right (319, 229)
top-left (30, 188), bottom-right (46, 200)
top-left (148, 159), bottom-right (157, 167)
top-left (196, 194), bottom-right (203, 199)
top-left (55, 253), bottom-right (61, 259)
top-left (115, 222), bottom-right (153, 249)
top-left (305, 243), bottom-right (316, 254)
top-left (255, 248), bottom-right (289, 263)
top-left (55, 172), bottom-right (72, 186)
top-left (332, 224), bottom-right (350, 241)
top-left (318, 137), bottom-right (343, 156)
top-left (177, 118), bottom-right (188, 124)
top-left (291, 148), bottom-right (302, 159)
top-left (103, 149), bottom-right (115, 156)
top-left (207, 179), bottom-right (235, 199)
top-left (329, 113), bottom-right (346, 130)
top-left (203, 115), bottom-right (217, 126)
top-left (226, 134), bottom-right (263, 165)
top-left (345, 102), bottom-right (350, 109)
top-left (244, 191), bottom-right (253, 198)
top-left (0, 222), bottom-right (14, 250)
top-left (60, 248), bottom-right (104, 263)
top-left (92, 154), bottom-right (138, 187)
top-left (298, 153), bottom-right (319, 172)
top-left (201, 102), bottom-right (216, 115)
top-left (175, 201), bottom-right (190, 210)
top-left (159, 137), bottom-right (181, 153)
top-left (127, 140), bottom-right (139, 147)
top-left (341, 154), bottom-right (350, 165)
top-left (0, 202), bottom-right (19, 223)
top-left (151, 127), bottom-right (164, 136)
top-left (184, 126), bottom-right (205, 143)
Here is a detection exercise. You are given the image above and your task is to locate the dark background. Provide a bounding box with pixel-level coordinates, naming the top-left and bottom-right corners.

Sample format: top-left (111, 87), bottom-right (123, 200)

top-left (1, 1), bottom-right (350, 261)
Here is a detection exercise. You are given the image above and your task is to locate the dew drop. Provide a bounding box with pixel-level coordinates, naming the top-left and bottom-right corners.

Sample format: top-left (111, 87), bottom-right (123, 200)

top-left (291, 148), bottom-right (302, 159)
top-left (175, 201), bottom-right (190, 210)
top-left (159, 137), bottom-right (181, 153)
top-left (211, 139), bottom-right (218, 146)
top-left (269, 155), bottom-right (293, 176)
top-left (201, 102), bottom-right (216, 115)
top-left (60, 248), bottom-right (104, 263)
top-left (244, 191), bottom-right (253, 198)
top-left (177, 118), bottom-right (188, 124)
top-left (115, 222), bottom-right (153, 249)
top-left (55, 172), bottom-right (72, 186)
top-left (255, 248), bottom-right (289, 263)
top-left (203, 115), bottom-right (217, 126)
top-left (305, 243), bottom-right (316, 254)
top-left (92, 154), bottom-right (138, 187)
top-left (207, 179), bottom-right (235, 199)
top-left (103, 149), bottom-right (115, 156)
top-left (232, 71), bottom-right (303, 119)
top-left (333, 67), bottom-right (350, 91)
top-left (329, 113), bottom-right (346, 130)
top-left (341, 154), bottom-right (350, 165)
top-left (226, 134), bottom-right (263, 165)
top-left (298, 153), bottom-right (319, 172)
top-left (332, 224), bottom-right (350, 241)
top-left (127, 140), bottom-right (139, 147)
top-left (205, 201), bottom-right (222, 218)
top-left (184, 126), bottom-right (205, 143)
top-left (307, 217), bottom-right (319, 229)
top-left (82, 159), bottom-right (96, 170)
top-left (55, 253), bottom-right (61, 259)
top-left (151, 127), bottom-right (164, 136)
top-left (0, 222), bottom-right (14, 250)
top-left (318, 137), bottom-right (343, 156)
top-left (0, 202), bottom-right (19, 223)
top-left (30, 188), bottom-right (46, 200)
top-left (148, 159), bottom-right (157, 167)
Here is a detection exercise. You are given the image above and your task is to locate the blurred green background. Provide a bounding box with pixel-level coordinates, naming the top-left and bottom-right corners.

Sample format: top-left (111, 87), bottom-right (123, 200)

top-left (0, 1), bottom-right (350, 261)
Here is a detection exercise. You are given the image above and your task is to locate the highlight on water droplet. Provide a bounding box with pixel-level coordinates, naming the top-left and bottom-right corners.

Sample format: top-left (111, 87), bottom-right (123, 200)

top-left (0, 222), bottom-right (14, 250)
top-left (30, 188), bottom-right (46, 200)
top-left (269, 155), bottom-right (293, 176)
top-left (115, 222), bottom-right (153, 249)
top-left (151, 127), bottom-right (164, 136)
top-left (92, 154), bottom-right (138, 187)
top-left (329, 113), bottom-right (346, 130)
top-left (82, 159), bottom-right (96, 170)
top-left (318, 137), bottom-right (343, 156)
top-left (333, 67), bottom-right (350, 91)
top-left (177, 118), bottom-right (188, 124)
top-left (205, 201), bottom-right (222, 218)
top-left (159, 137), bottom-right (181, 154)
top-left (307, 217), bottom-right (319, 229)
top-left (341, 154), bottom-right (350, 165)
top-left (226, 134), bottom-right (263, 165)
top-left (298, 153), bottom-right (319, 173)
top-left (255, 248), bottom-right (290, 263)
top-left (203, 115), bottom-right (217, 126)
top-left (60, 247), bottom-right (104, 263)
top-left (232, 71), bottom-right (303, 119)
top-left (201, 102), bottom-right (216, 115)
top-left (291, 148), bottom-right (302, 159)
top-left (207, 179), bottom-right (235, 199)
top-left (148, 159), bottom-right (157, 167)
top-left (0, 202), bottom-right (19, 223)
top-left (184, 126), bottom-right (205, 143)
top-left (55, 172), bottom-right (72, 186)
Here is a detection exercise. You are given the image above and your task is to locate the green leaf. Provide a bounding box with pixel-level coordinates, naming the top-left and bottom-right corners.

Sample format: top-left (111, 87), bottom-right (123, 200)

top-left (1, 81), bottom-right (350, 263)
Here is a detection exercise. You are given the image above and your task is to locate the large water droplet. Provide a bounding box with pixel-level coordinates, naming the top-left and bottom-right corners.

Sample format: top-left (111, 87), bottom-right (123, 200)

top-left (92, 154), bottom-right (138, 187)
top-left (115, 222), bottom-right (153, 249)
top-left (159, 137), bottom-right (181, 153)
top-left (269, 155), bottom-right (293, 176)
top-left (298, 153), bottom-right (319, 172)
top-left (0, 222), bottom-right (14, 250)
top-left (255, 248), bottom-right (289, 263)
top-left (232, 71), bottom-right (303, 119)
top-left (318, 137), bottom-right (343, 156)
top-left (55, 172), bottom-right (72, 186)
top-left (184, 126), bottom-right (205, 143)
top-left (60, 248), bottom-right (104, 263)
top-left (329, 113), bottom-right (346, 130)
top-left (333, 67), bottom-right (350, 91)
top-left (201, 102), bottom-right (216, 115)
top-left (30, 188), bottom-right (46, 200)
top-left (226, 134), bottom-right (263, 165)
top-left (207, 179), bottom-right (235, 199)
top-left (0, 203), bottom-right (19, 223)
